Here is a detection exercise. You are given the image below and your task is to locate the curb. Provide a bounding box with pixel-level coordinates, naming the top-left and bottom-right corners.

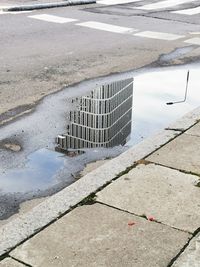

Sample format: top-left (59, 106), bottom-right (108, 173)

top-left (0, 106), bottom-right (200, 257)
top-left (0, 0), bottom-right (96, 12)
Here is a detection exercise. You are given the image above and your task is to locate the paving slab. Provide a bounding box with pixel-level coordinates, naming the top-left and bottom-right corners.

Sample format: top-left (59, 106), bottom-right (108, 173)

top-left (147, 133), bottom-right (200, 175)
top-left (185, 121), bottom-right (200, 137)
top-left (166, 106), bottom-right (200, 132)
top-left (172, 234), bottom-right (200, 267)
top-left (10, 203), bottom-right (190, 267)
top-left (0, 258), bottom-right (25, 266)
top-left (97, 164), bottom-right (200, 233)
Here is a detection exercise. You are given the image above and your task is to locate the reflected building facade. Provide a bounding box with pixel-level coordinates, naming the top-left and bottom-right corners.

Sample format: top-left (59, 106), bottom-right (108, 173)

top-left (57, 78), bottom-right (133, 150)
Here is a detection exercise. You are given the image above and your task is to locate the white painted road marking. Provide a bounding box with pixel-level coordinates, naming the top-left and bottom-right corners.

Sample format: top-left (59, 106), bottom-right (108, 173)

top-left (0, 11), bottom-right (32, 15)
top-left (97, 0), bottom-right (141, 5)
top-left (136, 0), bottom-right (198, 10)
top-left (28, 14), bottom-right (78, 24)
top-left (134, 31), bottom-right (184, 41)
top-left (172, 6), bottom-right (200, 15)
top-left (189, 32), bottom-right (200, 35)
top-left (77, 21), bottom-right (137, 34)
top-left (184, 37), bottom-right (200, 45)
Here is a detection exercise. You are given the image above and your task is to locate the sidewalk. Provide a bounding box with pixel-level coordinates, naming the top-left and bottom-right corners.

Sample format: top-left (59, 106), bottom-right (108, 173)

top-left (0, 0), bottom-right (96, 12)
top-left (0, 107), bottom-right (200, 266)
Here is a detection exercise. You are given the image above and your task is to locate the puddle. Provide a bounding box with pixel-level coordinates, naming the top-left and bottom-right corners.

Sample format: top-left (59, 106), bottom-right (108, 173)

top-left (0, 63), bottom-right (200, 220)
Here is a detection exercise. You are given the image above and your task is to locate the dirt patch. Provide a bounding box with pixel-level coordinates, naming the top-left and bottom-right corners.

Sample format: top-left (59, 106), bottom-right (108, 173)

top-left (0, 139), bottom-right (22, 152)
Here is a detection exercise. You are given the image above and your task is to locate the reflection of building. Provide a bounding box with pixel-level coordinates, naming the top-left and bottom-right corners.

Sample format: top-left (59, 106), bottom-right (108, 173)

top-left (57, 78), bottom-right (133, 150)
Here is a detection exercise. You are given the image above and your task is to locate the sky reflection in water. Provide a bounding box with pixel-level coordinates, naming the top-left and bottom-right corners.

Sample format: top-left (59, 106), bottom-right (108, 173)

top-left (0, 149), bottom-right (65, 193)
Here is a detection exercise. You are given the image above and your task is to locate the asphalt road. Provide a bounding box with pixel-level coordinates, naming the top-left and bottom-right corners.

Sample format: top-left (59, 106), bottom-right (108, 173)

top-left (1, 0), bottom-right (200, 121)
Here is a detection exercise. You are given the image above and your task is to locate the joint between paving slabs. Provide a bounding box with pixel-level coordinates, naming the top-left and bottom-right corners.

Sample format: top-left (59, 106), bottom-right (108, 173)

top-left (166, 118), bottom-right (200, 133)
top-left (95, 201), bottom-right (193, 234)
top-left (77, 160), bottom-right (152, 207)
top-left (167, 226), bottom-right (200, 267)
top-left (0, 254), bottom-right (32, 267)
top-left (0, 205), bottom-right (78, 260)
top-left (77, 162), bottom-right (142, 207)
top-left (165, 128), bottom-right (184, 132)
top-left (0, 252), bottom-right (9, 262)
top-left (146, 160), bottom-right (200, 181)
top-left (10, 256), bottom-right (33, 267)
top-left (94, 203), bottom-right (200, 266)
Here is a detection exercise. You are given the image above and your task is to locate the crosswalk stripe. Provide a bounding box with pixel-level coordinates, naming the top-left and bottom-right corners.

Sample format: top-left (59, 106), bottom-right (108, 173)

top-left (76, 21), bottom-right (137, 34)
top-left (97, 0), bottom-right (141, 6)
top-left (0, 11), bottom-right (32, 15)
top-left (134, 31), bottom-right (184, 41)
top-left (135, 0), bottom-right (198, 10)
top-left (172, 6), bottom-right (200, 15)
top-left (28, 14), bottom-right (78, 24)
top-left (184, 37), bottom-right (200, 45)
top-left (189, 32), bottom-right (200, 35)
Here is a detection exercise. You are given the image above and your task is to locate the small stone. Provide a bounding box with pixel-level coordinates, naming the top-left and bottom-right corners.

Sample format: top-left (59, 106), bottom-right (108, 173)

top-left (4, 143), bottom-right (21, 152)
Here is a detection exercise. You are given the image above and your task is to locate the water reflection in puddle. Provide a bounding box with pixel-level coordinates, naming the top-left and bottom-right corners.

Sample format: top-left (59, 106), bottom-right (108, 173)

top-left (0, 65), bottom-right (200, 217)
top-left (129, 68), bottom-right (200, 146)
top-left (57, 78), bottom-right (133, 150)
top-left (0, 149), bottom-right (66, 194)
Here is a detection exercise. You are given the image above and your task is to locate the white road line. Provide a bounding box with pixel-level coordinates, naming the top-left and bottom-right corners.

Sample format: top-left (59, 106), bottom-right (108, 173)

top-left (28, 14), bottom-right (78, 24)
top-left (184, 37), bottom-right (200, 45)
top-left (189, 32), bottom-right (200, 35)
top-left (172, 6), bottom-right (200, 15)
top-left (0, 11), bottom-right (32, 15)
top-left (134, 31), bottom-right (184, 41)
top-left (97, 0), bottom-right (141, 6)
top-left (76, 21), bottom-right (137, 34)
top-left (135, 0), bottom-right (198, 10)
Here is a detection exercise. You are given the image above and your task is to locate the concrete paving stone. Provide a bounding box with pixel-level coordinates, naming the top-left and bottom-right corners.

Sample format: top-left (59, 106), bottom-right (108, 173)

top-left (166, 106), bottom-right (200, 131)
top-left (97, 164), bottom-right (200, 233)
top-left (10, 203), bottom-right (190, 267)
top-left (147, 133), bottom-right (200, 175)
top-left (172, 234), bottom-right (200, 267)
top-left (0, 258), bottom-right (25, 266)
top-left (185, 121), bottom-right (200, 137)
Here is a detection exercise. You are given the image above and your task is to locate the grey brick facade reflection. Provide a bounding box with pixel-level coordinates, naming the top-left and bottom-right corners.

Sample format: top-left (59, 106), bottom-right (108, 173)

top-left (57, 78), bottom-right (133, 150)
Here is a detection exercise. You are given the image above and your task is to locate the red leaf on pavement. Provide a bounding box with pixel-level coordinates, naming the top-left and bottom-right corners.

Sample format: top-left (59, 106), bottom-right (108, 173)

top-left (128, 221), bottom-right (136, 226)
top-left (148, 216), bottom-right (155, 221)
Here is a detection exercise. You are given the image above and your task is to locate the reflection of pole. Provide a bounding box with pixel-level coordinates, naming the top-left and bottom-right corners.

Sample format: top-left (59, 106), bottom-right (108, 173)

top-left (166, 70), bottom-right (190, 105)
